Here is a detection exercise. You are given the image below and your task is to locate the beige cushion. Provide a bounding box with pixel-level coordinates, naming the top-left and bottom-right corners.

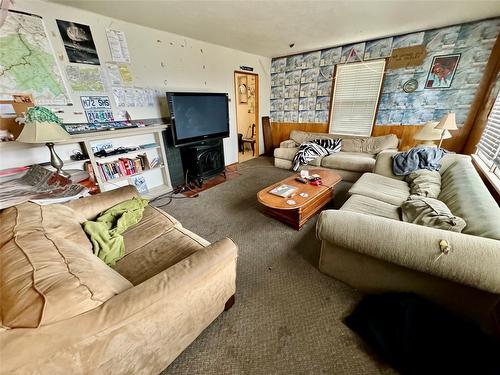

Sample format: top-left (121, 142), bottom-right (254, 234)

top-left (341, 134), bottom-right (398, 154)
top-left (341, 195), bottom-right (401, 220)
top-left (401, 196), bottom-right (466, 232)
top-left (405, 169), bottom-right (441, 198)
top-left (439, 159), bottom-right (500, 240)
top-left (274, 147), bottom-right (298, 161)
top-left (321, 152), bottom-right (375, 172)
top-left (289, 130), bottom-right (340, 145)
top-left (279, 139), bottom-right (298, 148)
top-left (288, 131), bottom-right (398, 154)
top-left (274, 147), bottom-right (323, 166)
top-left (0, 203), bottom-right (132, 328)
top-left (349, 172), bottom-right (410, 206)
top-left (113, 224), bottom-right (210, 285)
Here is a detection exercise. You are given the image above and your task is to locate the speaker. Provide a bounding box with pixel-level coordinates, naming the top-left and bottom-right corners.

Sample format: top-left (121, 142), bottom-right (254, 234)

top-left (162, 128), bottom-right (185, 188)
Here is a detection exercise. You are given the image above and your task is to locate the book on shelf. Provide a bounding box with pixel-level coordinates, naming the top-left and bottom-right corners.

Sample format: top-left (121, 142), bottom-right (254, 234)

top-left (97, 153), bottom-right (152, 182)
top-left (269, 184), bottom-right (297, 198)
top-left (129, 175), bottom-right (148, 194)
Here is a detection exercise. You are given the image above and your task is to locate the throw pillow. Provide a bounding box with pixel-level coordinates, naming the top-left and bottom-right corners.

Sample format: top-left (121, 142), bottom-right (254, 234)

top-left (405, 169), bottom-right (441, 198)
top-left (401, 196), bottom-right (466, 233)
top-left (0, 203), bottom-right (132, 328)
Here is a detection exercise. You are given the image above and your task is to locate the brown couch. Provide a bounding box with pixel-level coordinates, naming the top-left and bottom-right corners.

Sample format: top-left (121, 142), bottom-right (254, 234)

top-left (0, 186), bottom-right (238, 374)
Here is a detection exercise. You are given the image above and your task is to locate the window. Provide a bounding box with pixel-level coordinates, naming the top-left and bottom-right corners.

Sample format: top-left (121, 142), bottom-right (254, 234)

top-left (329, 59), bottom-right (385, 136)
top-left (476, 91), bottom-right (500, 179)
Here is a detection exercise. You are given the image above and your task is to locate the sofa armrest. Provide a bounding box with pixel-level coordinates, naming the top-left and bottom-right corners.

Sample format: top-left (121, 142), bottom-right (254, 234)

top-left (279, 139), bottom-right (298, 148)
top-left (373, 150), bottom-right (402, 179)
top-left (317, 210), bottom-right (500, 294)
top-left (64, 185), bottom-right (139, 221)
top-left (0, 238), bottom-right (238, 374)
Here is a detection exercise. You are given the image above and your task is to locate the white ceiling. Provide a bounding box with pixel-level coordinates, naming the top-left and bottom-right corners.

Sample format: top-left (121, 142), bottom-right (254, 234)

top-left (49, 0), bottom-right (500, 57)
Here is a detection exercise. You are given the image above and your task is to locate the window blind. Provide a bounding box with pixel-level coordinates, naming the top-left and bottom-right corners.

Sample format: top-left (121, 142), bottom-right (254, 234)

top-left (329, 59), bottom-right (385, 136)
top-left (476, 91), bottom-right (500, 177)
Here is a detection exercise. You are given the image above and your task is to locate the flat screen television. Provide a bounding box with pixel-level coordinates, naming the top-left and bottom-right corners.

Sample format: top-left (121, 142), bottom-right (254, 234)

top-left (166, 92), bottom-right (230, 146)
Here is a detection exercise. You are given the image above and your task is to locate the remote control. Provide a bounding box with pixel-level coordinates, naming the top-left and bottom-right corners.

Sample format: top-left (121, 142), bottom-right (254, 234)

top-left (295, 177), bottom-right (308, 184)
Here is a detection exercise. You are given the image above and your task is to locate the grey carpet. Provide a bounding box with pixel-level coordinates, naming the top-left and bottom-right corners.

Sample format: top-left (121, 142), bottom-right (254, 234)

top-left (155, 157), bottom-right (395, 375)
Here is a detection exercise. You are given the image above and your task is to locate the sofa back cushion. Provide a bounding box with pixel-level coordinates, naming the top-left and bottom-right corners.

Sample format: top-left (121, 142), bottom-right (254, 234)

top-left (438, 159), bottom-right (500, 240)
top-left (289, 130), bottom-right (340, 145)
top-left (342, 134), bottom-right (399, 154)
top-left (289, 131), bottom-right (398, 154)
top-left (0, 202), bottom-right (132, 328)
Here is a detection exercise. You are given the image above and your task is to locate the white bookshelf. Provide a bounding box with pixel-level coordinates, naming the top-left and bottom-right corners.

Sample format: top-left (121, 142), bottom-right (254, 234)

top-left (67, 124), bottom-right (172, 198)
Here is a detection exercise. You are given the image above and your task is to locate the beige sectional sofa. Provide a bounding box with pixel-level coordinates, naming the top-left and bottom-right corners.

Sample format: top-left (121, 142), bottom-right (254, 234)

top-left (0, 186), bottom-right (238, 374)
top-left (274, 130), bottom-right (399, 182)
top-left (317, 151), bottom-right (500, 335)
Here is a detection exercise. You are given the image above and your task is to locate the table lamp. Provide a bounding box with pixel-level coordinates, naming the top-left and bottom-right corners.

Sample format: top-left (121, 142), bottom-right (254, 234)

top-left (435, 112), bottom-right (458, 148)
top-left (414, 121), bottom-right (451, 147)
top-left (16, 106), bottom-right (71, 178)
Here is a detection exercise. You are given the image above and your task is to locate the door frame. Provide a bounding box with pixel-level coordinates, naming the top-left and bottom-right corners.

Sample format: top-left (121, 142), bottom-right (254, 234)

top-left (234, 70), bottom-right (260, 158)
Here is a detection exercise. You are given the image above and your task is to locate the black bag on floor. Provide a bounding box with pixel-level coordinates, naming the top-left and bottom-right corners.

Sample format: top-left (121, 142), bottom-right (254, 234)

top-left (345, 293), bottom-right (500, 375)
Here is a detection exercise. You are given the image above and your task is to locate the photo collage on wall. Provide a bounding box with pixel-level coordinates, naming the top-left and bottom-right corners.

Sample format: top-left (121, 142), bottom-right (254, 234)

top-left (270, 18), bottom-right (500, 126)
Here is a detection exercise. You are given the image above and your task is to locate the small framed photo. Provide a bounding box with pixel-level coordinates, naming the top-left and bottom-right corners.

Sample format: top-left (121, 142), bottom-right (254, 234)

top-left (129, 175), bottom-right (148, 194)
top-left (425, 54), bottom-right (461, 89)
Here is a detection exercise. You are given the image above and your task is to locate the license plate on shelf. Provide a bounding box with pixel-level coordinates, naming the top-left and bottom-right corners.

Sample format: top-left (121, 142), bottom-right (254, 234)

top-left (80, 96), bottom-right (112, 110)
top-left (85, 110), bottom-right (114, 123)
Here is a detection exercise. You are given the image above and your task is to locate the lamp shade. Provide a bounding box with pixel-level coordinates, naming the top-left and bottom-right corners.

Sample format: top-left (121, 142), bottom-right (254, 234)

top-left (435, 112), bottom-right (458, 130)
top-left (16, 106), bottom-right (69, 144)
top-left (414, 121), bottom-right (451, 141)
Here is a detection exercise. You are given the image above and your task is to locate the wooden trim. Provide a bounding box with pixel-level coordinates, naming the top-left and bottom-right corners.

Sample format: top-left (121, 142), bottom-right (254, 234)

top-left (327, 64), bottom-right (337, 127)
top-left (234, 71), bottom-right (260, 157)
top-left (270, 122), bottom-right (328, 149)
top-left (462, 35), bottom-right (500, 154)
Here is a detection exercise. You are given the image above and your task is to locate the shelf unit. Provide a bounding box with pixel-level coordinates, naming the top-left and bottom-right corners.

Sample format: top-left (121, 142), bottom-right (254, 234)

top-left (69, 124), bottom-right (172, 198)
top-left (93, 145), bottom-right (160, 163)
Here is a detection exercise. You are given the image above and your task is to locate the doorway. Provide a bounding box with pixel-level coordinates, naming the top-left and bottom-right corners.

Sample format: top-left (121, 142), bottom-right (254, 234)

top-left (234, 71), bottom-right (259, 163)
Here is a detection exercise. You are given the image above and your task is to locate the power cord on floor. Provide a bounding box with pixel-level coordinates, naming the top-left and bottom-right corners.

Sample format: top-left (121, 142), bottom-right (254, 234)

top-left (150, 169), bottom-right (199, 206)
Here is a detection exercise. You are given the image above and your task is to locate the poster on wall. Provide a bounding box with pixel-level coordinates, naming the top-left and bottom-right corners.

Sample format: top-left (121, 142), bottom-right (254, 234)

top-left (425, 54), bottom-right (461, 89)
top-left (65, 65), bottom-right (105, 92)
top-left (56, 20), bottom-right (100, 65)
top-left (106, 63), bottom-right (134, 86)
top-left (0, 11), bottom-right (70, 105)
top-left (106, 29), bottom-right (131, 63)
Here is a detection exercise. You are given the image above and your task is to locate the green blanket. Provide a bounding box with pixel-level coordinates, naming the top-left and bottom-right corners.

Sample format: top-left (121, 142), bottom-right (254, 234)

top-left (83, 197), bottom-right (149, 265)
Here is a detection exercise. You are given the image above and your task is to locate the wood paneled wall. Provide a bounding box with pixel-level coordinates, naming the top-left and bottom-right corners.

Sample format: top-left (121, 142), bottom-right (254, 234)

top-left (371, 125), bottom-right (467, 152)
top-left (270, 122), bottom-right (466, 152)
top-left (270, 122), bottom-right (328, 149)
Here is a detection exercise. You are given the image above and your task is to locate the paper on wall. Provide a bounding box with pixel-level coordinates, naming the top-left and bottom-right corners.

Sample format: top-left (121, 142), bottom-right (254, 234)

top-left (106, 63), bottom-right (122, 85)
top-left (106, 29), bottom-right (130, 63)
top-left (106, 62), bottom-right (133, 86)
top-left (119, 65), bottom-right (133, 84)
top-left (65, 65), bottom-right (105, 92)
top-left (112, 87), bottom-right (126, 107)
top-left (112, 87), bottom-right (156, 108)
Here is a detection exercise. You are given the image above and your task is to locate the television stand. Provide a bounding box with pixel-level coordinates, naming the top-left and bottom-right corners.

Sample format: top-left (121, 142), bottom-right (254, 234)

top-left (180, 138), bottom-right (225, 187)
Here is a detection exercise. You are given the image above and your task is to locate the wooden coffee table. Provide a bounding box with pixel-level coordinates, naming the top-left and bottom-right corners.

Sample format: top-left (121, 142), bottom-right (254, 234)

top-left (257, 169), bottom-right (342, 230)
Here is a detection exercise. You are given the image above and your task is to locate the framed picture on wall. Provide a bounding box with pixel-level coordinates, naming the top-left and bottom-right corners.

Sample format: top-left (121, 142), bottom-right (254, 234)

top-left (238, 75), bottom-right (248, 103)
top-left (425, 54), bottom-right (461, 89)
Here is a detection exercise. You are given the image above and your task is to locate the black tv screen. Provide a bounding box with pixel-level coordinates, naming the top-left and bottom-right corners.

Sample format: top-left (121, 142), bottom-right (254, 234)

top-left (167, 92), bottom-right (230, 146)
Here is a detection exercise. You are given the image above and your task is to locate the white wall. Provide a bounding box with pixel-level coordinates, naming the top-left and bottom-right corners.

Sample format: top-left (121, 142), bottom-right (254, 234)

top-left (0, 0), bottom-right (271, 170)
